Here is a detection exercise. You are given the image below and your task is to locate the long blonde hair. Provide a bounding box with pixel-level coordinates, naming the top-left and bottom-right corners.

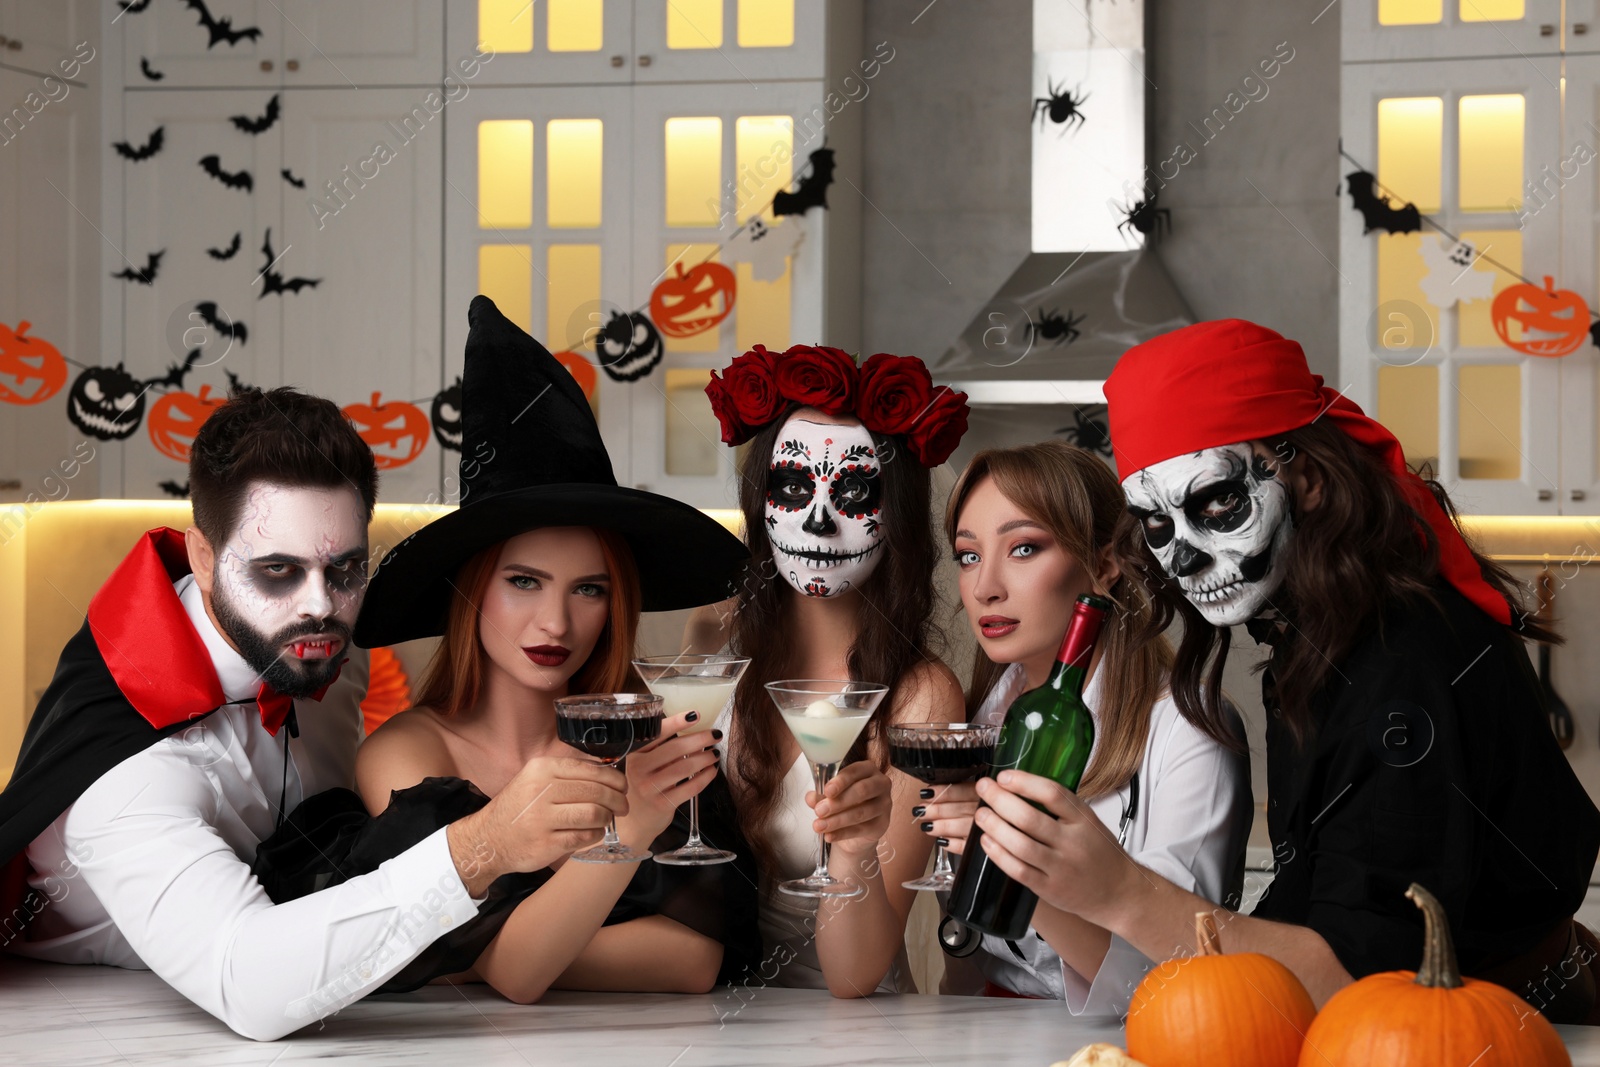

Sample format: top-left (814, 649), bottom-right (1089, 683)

top-left (945, 441), bottom-right (1173, 800)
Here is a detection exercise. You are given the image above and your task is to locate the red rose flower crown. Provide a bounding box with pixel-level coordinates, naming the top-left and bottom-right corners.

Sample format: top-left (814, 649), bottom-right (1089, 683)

top-left (705, 344), bottom-right (971, 468)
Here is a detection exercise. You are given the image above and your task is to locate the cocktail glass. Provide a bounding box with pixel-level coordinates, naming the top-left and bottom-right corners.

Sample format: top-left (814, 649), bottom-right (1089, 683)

top-left (555, 693), bottom-right (664, 864)
top-left (887, 722), bottom-right (1000, 891)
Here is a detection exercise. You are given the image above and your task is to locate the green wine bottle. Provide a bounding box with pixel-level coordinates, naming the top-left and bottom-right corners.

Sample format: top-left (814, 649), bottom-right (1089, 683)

top-left (947, 593), bottom-right (1110, 940)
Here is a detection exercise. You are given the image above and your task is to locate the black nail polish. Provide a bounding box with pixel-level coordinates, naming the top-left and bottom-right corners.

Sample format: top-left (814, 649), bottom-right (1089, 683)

top-left (712, 729), bottom-right (724, 740)
top-left (936, 837), bottom-right (949, 848)
top-left (912, 805), bottom-right (926, 818)
top-left (919, 788), bottom-right (934, 800)
top-left (712, 747), bottom-right (722, 758)
top-left (686, 710), bottom-right (699, 722)
top-left (920, 821), bottom-right (933, 833)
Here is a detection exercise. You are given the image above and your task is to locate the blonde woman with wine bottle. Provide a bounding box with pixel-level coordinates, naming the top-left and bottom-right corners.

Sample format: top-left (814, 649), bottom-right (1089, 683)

top-left (924, 440), bottom-right (1252, 1015)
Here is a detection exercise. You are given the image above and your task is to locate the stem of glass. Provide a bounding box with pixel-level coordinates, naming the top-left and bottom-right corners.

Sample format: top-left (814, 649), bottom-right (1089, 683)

top-left (930, 842), bottom-right (953, 881)
top-left (600, 757), bottom-right (626, 853)
top-left (810, 760), bottom-right (837, 881)
top-left (684, 793), bottom-right (703, 850)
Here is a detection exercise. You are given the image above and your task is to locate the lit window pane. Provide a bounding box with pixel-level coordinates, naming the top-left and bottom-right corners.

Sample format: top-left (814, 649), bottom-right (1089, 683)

top-left (735, 116), bottom-right (793, 223)
top-left (736, 261), bottom-right (790, 353)
top-left (1457, 364), bottom-right (1521, 480)
top-left (1460, 0), bottom-right (1524, 21)
top-left (1378, 364), bottom-right (1439, 471)
top-left (663, 245), bottom-right (725, 353)
top-left (479, 0), bottom-right (533, 53)
top-left (547, 119), bottom-right (603, 228)
top-left (478, 120), bottom-right (533, 230)
top-left (478, 245), bottom-right (533, 332)
top-left (665, 368), bottom-right (720, 476)
top-left (738, 0), bottom-right (794, 47)
top-left (1379, 0), bottom-right (1442, 23)
top-left (1378, 97), bottom-right (1442, 214)
top-left (667, 0), bottom-right (723, 49)
top-left (548, 0), bottom-right (603, 51)
top-left (665, 118), bottom-right (723, 228)
top-left (1376, 233), bottom-right (1438, 351)
top-left (547, 244), bottom-right (601, 353)
top-left (1460, 229), bottom-right (1521, 348)
top-left (1459, 94), bottom-right (1523, 213)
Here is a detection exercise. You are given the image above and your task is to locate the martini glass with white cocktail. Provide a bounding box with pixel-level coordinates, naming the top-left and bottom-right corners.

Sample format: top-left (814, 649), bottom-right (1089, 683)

top-left (764, 679), bottom-right (891, 900)
top-left (633, 654), bottom-right (750, 866)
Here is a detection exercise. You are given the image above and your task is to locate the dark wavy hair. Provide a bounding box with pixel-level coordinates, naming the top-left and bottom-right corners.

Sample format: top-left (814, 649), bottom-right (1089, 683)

top-left (726, 407), bottom-right (942, 880)
top-left (1114, 420), bottom-right (1551, 747)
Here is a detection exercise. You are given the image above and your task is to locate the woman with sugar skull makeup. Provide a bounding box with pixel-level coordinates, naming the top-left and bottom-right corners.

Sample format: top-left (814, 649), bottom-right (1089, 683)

top-left (686, 345), bottom-right (970, 995)
top-left (966, 319), bottom-right (1600, 1023)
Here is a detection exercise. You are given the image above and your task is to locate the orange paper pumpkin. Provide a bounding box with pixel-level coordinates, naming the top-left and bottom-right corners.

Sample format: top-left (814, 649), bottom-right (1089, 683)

top-left (148, 384), bottom-right (226, 461)
top-left (1298, 884), bottom-right (1571, 1067)
top-left (1491, 276), bottom-right (1590, 357)
top-left (554, 349), bottom-right (598, 400)
top-left (649, 260), bottom-right (737, 338)
top-left (1126, 913), bottom-right (1315, 1067)
top-left (0, 320), bottom-right (69, 406)
top-left (343, 392), bottom-right (430, 469)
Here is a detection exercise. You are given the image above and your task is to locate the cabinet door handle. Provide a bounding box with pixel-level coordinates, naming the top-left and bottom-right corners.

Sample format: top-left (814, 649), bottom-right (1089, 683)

top-left (610, 54), bottom-right (625, 67)
top-left (260, 59), bottom-right (274, 72)
top-left (1539, 488), bottom-right (1554, 501)
top-left (286, 59), bottom-right (300, 72)
top-left (637, 54), bottom-right (652, 66)
top-left (1574, 490), bottom-right (1588, 502)
top-left (1541, 23), bottom-right (1556, 35)
top-left (1576, 23), bottom-right (1590, 35)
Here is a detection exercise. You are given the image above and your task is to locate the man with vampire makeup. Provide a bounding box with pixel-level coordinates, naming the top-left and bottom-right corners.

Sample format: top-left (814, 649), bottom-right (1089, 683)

top-left (962, 320), bottom-right (1600, 1023)
top-left (0, 387), bottom-right (628, 1039)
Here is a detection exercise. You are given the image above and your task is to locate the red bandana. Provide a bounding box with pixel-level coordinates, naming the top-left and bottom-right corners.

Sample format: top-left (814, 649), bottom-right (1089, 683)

top-left (1104, 319), bottom-right (1513, 627)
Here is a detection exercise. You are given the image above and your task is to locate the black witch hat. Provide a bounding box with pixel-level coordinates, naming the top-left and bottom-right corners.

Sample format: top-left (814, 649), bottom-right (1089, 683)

top-left (355, 296), bottom-right (747, 648)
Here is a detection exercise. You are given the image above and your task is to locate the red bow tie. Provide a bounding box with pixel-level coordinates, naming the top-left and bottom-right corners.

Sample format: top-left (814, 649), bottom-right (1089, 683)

top-left (255, 660), bottom-right (343, 737)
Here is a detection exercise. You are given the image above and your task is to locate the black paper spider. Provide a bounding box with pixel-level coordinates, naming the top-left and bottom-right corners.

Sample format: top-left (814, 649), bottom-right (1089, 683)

top-left (1057, 406), bottom-right (1113, 458)
top-left (1118, 193), bottom-right (1171, 244)
top-left (1033, 80), bottom-right (1089, 133)
top-left (1029, 307), bottom-right (1085, 346)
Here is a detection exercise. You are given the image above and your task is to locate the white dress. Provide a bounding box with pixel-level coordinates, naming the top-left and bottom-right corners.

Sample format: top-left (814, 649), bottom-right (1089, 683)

top-left (955, 663), bottom-right (1252, 1016)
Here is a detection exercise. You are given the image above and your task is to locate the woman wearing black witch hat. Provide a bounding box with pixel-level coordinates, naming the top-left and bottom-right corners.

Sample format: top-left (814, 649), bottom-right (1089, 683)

top-left (251, 296), bottom-right (761, 1000)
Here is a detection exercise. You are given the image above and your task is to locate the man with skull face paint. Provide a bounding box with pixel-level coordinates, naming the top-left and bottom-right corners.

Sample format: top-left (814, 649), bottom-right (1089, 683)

top-left (965, 319), bottom-right (1600, 1021)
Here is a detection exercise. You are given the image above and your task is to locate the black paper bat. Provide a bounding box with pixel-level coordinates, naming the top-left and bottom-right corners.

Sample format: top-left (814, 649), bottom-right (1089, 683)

top-left (207, 232), bottom-right (241, 260)
top-left (281, 168), bottom-right (306, 189)
top-left (139, 57), bottom-right (164, 81)
top-left (1345, 170), bottom-right (1422, 235)
top-left (231, 94), bottom-right (280, 135)
top-left (158, 480), bottom-right (191, 498)
top-left (772, 148), bottom-right (836, 217)
top-left (194, 301), bottom-right (247, 345)
top-left (111, 250), bottom-right (164, 285)
top-left (257, 229), bottom-right (321, 298)
top-left (199, 154), bottom-right (252, 192)
top-left (183, 0), bottom-right (263, 49)
top-left (147, 348), bottom-right (204, 390)
top-left (113, 126), bottom-right (164, 162)
top-left (118, 0), bottom-right (153, 12)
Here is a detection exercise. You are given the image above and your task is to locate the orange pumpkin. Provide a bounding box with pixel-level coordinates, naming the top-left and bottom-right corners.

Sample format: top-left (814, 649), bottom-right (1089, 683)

top-left (1127, 913), bottom-right (1314, 1067)
top-left (1491, 276), bottom-right (1590, 357)
top-left (649, 260), bottom-right (737, 338)
top-left (0, 320), bottom-right (69, 406)
top-left (1298, 884), bottom-right (1571, 1066)
top-left (553, 349), bottom-right (598, 400)
top-left (148, 384), bottom-right (226, 461)
top-left (343, 392), bottom-right (429, 470)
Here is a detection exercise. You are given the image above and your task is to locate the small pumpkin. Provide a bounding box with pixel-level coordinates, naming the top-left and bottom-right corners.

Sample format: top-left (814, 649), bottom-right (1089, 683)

top-left (343, 392), bottom-right (430, 470)
top-left (649, 260), bottom-right (737, 338)
top-left (1298, 883), bottom-right (1571, 1066)
top-left (1491, 276), bottom-right (1590, 357)
top-left (0, 320), bottom-right (69, 406)
top-left (148, 383), bottom-right (226, 461)
top-left (1126, 912), bottom-right (1314, 1067)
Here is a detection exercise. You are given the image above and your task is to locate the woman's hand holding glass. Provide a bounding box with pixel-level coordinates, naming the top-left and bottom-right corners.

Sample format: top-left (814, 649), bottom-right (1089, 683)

top-left (614, 711), bottom-right (722, 848)
top-left (807, 761), bottom-right (893, 861)
top-left (916, 780), bottom-right (980, 857)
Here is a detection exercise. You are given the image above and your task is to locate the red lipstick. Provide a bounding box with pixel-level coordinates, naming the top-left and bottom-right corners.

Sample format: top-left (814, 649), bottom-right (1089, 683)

top-left (523, 644), bottom-right (571, 667)
top-left (978, 615), bottom-right (1019, 639)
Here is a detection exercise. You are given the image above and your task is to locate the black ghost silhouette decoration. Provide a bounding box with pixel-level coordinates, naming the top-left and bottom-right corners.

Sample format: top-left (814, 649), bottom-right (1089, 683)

top-left (139, 58), bottom-right (164, 81)
top-left (230, 94), bottom-right (279, 135)
top-left (111, 250), bottom-right (164, 285)
top-left (200, 155), bottom-right (252, 192)
top-left (158, 479), bottom-right (191, 498)
top-left (66, 348), bottom-right (203, 441)
top-left (1345, 171), bottom-right (1422, 235)
top-left (772, 148), bottom-right (836, 217)
top-left (113, 126), bottom-right (164, 162)
top-left (596, 310), bottom-right (664, 382)
top-left (431, 376), bottom-right (463, 450)
top-left (183, 0), bottom-right (263, 48)
top-left (257, 229), bottom-right (321, 297)
top-left (207, 232), bottom-right (241, 260)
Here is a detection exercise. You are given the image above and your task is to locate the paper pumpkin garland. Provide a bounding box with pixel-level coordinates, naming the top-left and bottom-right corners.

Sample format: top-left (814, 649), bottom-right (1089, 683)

top-left (596, 310), bottom-right (665, 383)
top-left (430, 376), bottom-right (463, 450)
top-left (1491, 276), bottom-right (1591, 357)
top-left (553, 349), bottom-right (599, 400)
top-left (148, 383), bottom-right (226, 461)
top-left (342, 392), bottom-right (430, 469)
top-left (650, 260), bottom-right (738, 339)
top-left (0, 321), bottom-right (69, 406)
top-left (1418, 237), bottom-right (1495, 309)
top-left (66, 365), bottom-right (147, 440)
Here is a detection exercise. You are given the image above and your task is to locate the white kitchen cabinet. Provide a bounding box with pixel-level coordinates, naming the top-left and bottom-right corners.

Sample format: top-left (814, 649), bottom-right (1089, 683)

top-left (1342, 0), bottom-right (1564, 63)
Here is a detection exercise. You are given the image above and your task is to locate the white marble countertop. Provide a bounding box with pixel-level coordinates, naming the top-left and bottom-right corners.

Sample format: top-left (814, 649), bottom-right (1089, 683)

top-left (6, 958), bottom-right (1600, 1066)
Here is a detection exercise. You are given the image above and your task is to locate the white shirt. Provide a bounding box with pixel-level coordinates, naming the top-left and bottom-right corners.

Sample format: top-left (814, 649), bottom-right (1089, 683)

top-left (10, 576), bottom-right (480, 1041)
top-left (957, 663), bottom-right (1252, 1016)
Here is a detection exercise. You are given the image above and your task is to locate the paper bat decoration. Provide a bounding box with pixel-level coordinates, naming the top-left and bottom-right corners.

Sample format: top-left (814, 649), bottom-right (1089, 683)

top-left (194, 301), bottom-right (247, 345)
top-left (281, 168), bottom-right (307, 189)
top-left (207, 232), bottom-right (241, 260)
top-left (183, 0), bottom-right (263, 49)
top-left (257, 229), bottom-right (321, 298)
top-left (148, 348), bottom-right (204, 390)
top-left (111, 250), bottom-right (164, 285)
top-left (118, 0), bottom-right (153, 12)
top-left (230, 94), bottom-right (280, 135)
top-left (772, 148), bottom-right (836, 217)
top-left (113, 126), bottom-right (164, 162)
top-left (1418, 236), bottom-right (1495, 309)
top-left (158, 480), bottom-right (191, 498)
top-left (1345, 170), bottom-right (1422, 235)
top-left (139, 58), bottom-right (164, 81)
top-left (199, 154), bottom-right (252, 192)
top-left (722, 216), bottom-right (804, 282)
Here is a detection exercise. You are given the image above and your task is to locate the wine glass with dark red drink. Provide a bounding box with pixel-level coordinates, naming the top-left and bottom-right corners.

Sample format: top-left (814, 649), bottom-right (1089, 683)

top-left (888, 722), bottom-right (1001, 891)
top-left (556, 693), bottom-right (664, 864)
